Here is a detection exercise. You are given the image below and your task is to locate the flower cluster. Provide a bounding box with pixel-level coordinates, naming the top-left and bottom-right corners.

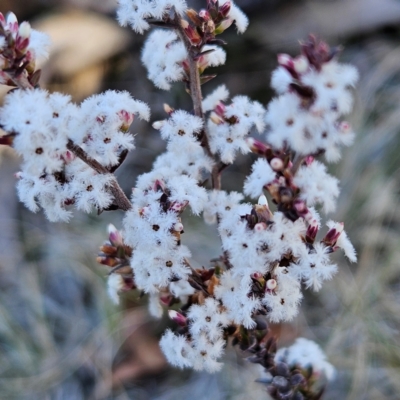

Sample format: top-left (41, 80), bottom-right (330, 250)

top-left (0, 1), bottom-right (360, 392)
top-left (0, 89), bottom-right (149, 221)
top-left (161, 298), bottom-right (229, 372)
top-left (139, 0), bottom-right (247, 91)
top-left (152, 110), bottom-right (214, 180)
top-left (266, 35), bottom-right (358, 162)
top-left (203, 85), bottom-right (266, 163)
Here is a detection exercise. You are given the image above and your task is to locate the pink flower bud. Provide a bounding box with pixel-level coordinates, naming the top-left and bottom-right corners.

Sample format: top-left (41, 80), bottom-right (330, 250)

top-left (270, 157), bottom-right (284, 171)
top-left (293, 199), bottom-right (306, 213)
top-left (18, 21), bottom-right (31, 40)
top-left (173, 222), bottom-right (184, 232)
top-left (323, 222), bottom-right (344, 246)
top-left (219, 1), bottom-right (231, 17)
top-left (16, 37), bottom-right (30, 53)
top-left (278, 176), bottom-right (286, 185)
top-left (182, 22), bottom-right (202, 45)
top-left (214, 102), bottom-right (226, 117)
top-left (305, 155), bottom-right (314, 165)
top-left (251, 272), bottom-right (266, 287)
top-left (6, 12), bottom-right (18, 35)
top-left (152, 120), bottom-right (164, 130)
top-left (108, 224), bottom-right (124, 247)
top-left (181, 59), bottom-right (190, 72)
top-left (168, 310), bottom-right (187, 326)
top-left (118, 109), bottom-right (134, 131)
top-left (139, 206), bottom-right (150, 217)
top-left (306, 220), bottom-right (319, 243)
top-left (246, 137), bottom-right (270, 155)
top-left (199, 9), bottom-right (210, 21)
top-left (197, 54), bottom-right (208, 72)
top-left (254, 222), bottom-right (267, 232)
top-left (258, 195), bottom-right (268, 206)
top-left (96, 256), bottom-right (118, 267)
top-left (339, 121), bottom-right (351, 133)
top-left (163, 103), bottom-right (174, 115)
top-left (153, 179), bottom-right (166, 192)
top-left (266, 279), bottom-right (277, 290)
top-left (96, 115), bottom-right (106, 124)
top-left (277, 53), bottom-right (293, 68)
top-left (121, 276), bottom-right (135, 291)
top-left (170, 201), bottom-right (189, 213)
top-left (62, 150), bottom-right (75, 164)
top-left (215, 19), bottom-right (233, 35)
top-left (160, 295), bottom-right (172, 306)
top-left (210, 112), bottom-right (224, 125)
top-left (293, 55), bottom-right (309, 74)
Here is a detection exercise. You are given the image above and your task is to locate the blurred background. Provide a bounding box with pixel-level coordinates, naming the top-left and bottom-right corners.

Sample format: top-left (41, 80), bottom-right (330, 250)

top-left (1, 0), bottom-right (400, 399)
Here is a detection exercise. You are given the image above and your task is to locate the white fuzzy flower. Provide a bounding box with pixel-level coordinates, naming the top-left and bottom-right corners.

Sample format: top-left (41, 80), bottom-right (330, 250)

top-left (153, 148), bottom-right (213, 181)
top-left (167, 175), bottom-right (208, 215)
top-left (158, 110), bottom-right (203, 142)
top-left (187, 298), bottom-right (229, 341)
top-left (1, 89), bottom-right (73, 175)
top-left (202, 84), bottom-right (230, 112)
top-left (267, 57), bottom-right (358, 162)
top-left (203, 190), bottom-right (246, 224)
top-left (69, 90), bottom-right (149, 167)
top-left (292, 242), bottom-right (338, 291)
top-left (201, 45), bottom-right (226, 68)
top-left (141, 30), bottom-right (187, 90)
top-left (29, 29), bottom-right (51, 60)
top-left (131, 245), bottom-right (191, 293)
top-left (160, 328), bottom-right (226, 372)
top-left (169, 279), bottom-right (195, 302)
top-left (160, 329), bottom-right (194, 368)
top-left (16, 172), bottom-right (72, 222)
top-left (214, 271), bottom-right (259, 328)
top-left (191, 333), bottom-right (225, 372)
top-left (208, 96), bottom-right (265, 163)
top-left (67, 166), bottom-right (114, 213)
top-left (271, 66), bottom-right (293, 94)
top-left (244, 158), bottom-right (276, 198)
top-left (294, 161), bottom-right (339, 214)
top-left (263, 267), bottom-right (303, 322)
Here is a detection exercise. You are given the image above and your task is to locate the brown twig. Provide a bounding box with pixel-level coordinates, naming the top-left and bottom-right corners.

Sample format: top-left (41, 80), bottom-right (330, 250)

top-left (67, 140), bottom-right (132, 211)
top-left (67, 139), bottom-right (108, 174)
top-left (210, 161), bottom-right (230, 190)
top-left (291, 154), bottom-right (305, 176)
top-left (172, 13), bottom-right (227, 190)
top-left (173, 14), bottom-right (203, 119)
